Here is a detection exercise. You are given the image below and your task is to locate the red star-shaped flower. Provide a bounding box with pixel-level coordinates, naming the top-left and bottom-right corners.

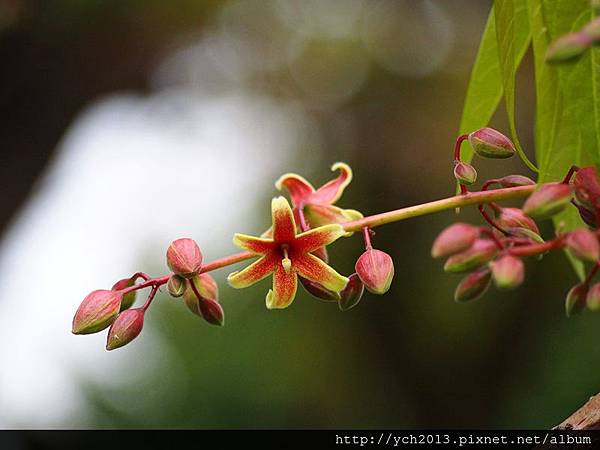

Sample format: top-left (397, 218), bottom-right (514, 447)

top-left (275, 162), bottom-right (362, 232)
top-left (227, 197), bottom-right (349, 309)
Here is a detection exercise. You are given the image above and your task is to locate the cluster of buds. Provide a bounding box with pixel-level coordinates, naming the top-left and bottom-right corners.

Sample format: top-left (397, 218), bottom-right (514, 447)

top-left (546, 9), bottom-right (600, 63)
top-left (438, 125), bottom-right (600, 315)
top-left (72, 237), bottom-right (223, 351)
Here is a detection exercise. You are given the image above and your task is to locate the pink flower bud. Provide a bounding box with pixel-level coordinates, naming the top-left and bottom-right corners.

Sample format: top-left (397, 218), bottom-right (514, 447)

top-left (453, 161), bottom-right (477, 185)
top-left (546, 32), bottom-right (592, 63)
top-left (443, 239), bottom-right (498, 273)
top-left (566, 283), bottom-right (588, 317)
top-left (106, 308), bottom-right (145, 351)
top-left (587, 282), bottom-right (600, 311)
top-left (338, 273), bottom-right (364, 311)
top-left (167, 274), bottom-right (186, 298)
top-left (490, 255), bottom-right (524, 290)
top-left (431, 223), bottom-right (479, 259)
top-left (573, 166), bottom-right (600, 210)
top-left (112, 276), bottom-right (138, 311)
top-left (497, 175), bottom-right (536, 188)
top-left (565, 228), bottom-right (600, 262)
top-left (495, 208), bottom-right (539, 235)
top-left (522, 183), bottom-right (573, 220)
top-left (166, 238), bottom-right (203, 278)
top-left (183, 273), bottom-right (220, 316)
top-left (468, 127), bottom-right (515, 159)
top-left (300, 277), bottom-right (340, 302)
top-left (574, 203), bottom-right (597, 229)
top-left (72, 290), bottom-right (122, 334)
top-left (454, 268), bottom-right (491, 302)
top-left (583, 17), bottom-right (600, 43)
top-left (355, 249), bottom-right (394, 295)
top-left (198, 298), bottom-right (225, 326)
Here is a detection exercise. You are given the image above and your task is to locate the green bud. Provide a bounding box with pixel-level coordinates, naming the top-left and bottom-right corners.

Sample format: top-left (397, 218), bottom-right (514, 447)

top-left (468, 127), bottom-right (515, 159)
top-left (522, 183), bottom-right (573, 220)
top-left (454, 268), bottom-right (491, 303)
top-left (566, 283), bottom-right (588, 317)
top-left (167, 274), bottom-right (186, 297)
top-left (431, 223), bottom-right (479, 259)
top-left (490, 255), bottom-right (524, 290)
top-left (338, 273), bottom-right (365, 311)
top-left (453, 161), bottom-right (477, 185)
top-left (546, 32), bottom-right (592, 63)
top-left (587, 282), bottom-right (600, 311)
top-left (565, 228), bottom-right (600, 262)
top-left (443, 239), bottom-right (498, 273)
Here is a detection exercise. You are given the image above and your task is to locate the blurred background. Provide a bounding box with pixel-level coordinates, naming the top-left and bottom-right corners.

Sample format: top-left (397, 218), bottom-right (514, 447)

top-left (0, 0), bottom-right (598, 429)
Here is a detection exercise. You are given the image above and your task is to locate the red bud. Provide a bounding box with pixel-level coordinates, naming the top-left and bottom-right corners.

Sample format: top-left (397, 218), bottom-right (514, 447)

top-left (453, 161), bottom-right (477, 185)
top-left (565, 228), bottom-right (600, 262)
top-left (112, 276), bottom-right (138, 311)
top-left (106, 308), bottom-right (145, 351)
top-left (443, 239), bottom-right (498, 273)
top-left (573, 166), bottom-right (600, 210)
top-left (522, 183), bottom-right (573, 219)
top-left (468, 127), bottom-right (515, 159)
top-left (495, 208), bottom-right (539, 235)
top-left (355, 249), bottom-right (394, 295)
top-left (546, 32), bottom-right (592, 63)
top-left (198, 298), bottom-right (225, 326)
top-left (566, 283), bottom-right (588, 317)
top-left (490, 255), bottom-right (524, 290)
top-left (587, 282), bottom-right (600, 311)
top-left (338, 273), bottom-right (364, 311)
top-left (431, 223), bottom-right (479, 258)
top-left (72, 290), bottom-right (122, 334)
top-left (300, 277), bottom-right (340, 302)
top-left (166, 238), bottom-right (203, 278)
top-left (497, 175), bottom-right (536, 188)
top-left (454, 268), bottom-right (491, 302)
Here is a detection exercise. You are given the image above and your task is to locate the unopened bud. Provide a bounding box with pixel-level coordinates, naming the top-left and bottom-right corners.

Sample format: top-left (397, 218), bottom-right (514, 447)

top-left (505, 227), bottom-right (545, 244)
top-left (468, 127), bottom-right (515, 159)
top-left (490, 255), bottom-right (524, 290)
top-left (546, 32), bottom-right (592, 63)
top-left (575, 204), bottom-right (598, 229)
top-left (565, 228), bottom-right (600, 262)
top-left (106, 308), bottom-right (145, 351)
top-left (355, 249), bottom-right (394, 295)
top-left (183, 273), bottom-right (219, 315)
top-left (112, 276), bottom-right (138, 311)
top-left (583, 17), bottom-right (600, 44)
top-left (497, 175), bottom-right (536, 188)
top-left (566, 283), bottom-right (588, 317)
top-left (198, 298), bottom-right (225, 326)
top-left (431, 223), bottom-right (479, 258)
top-left (338, 273), bottom-right (365, 311)
top-left (300, 277), bottom-right (340, 302)
top-left (453, 161), bottom-right (477, 185)
top-left (166, 238), bottom-right (203, 278)
top-left (454, 268), bottom-right (491, 302)
top-left (522, 183), bottom-right (573, 220)
top-left (587, 282), bottom-right (600, 311)
top-left (167, 274), bottom-right (186, 297)
top-left (72, 290), bottom-right (122, 334)
top-left (495, 208), bottom-right (540, 235)
top-left (573, 166), bottom-right (600, 210)
top-left (443, 239), bottom-right (498, 273)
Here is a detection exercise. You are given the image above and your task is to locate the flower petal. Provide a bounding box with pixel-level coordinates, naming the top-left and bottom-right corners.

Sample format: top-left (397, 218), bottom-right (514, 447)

top-left (266, 264), bottom-right (298, 309)
top-left (310, 162), bottom-right (353, 205)
top-left (271, 196), bottom-right (297, 243)
top-left (275, 172), bottom-right (315, 207)
top-left (305, 204), bottom-right (363, 234)
top-left (232, 233), bottom-right (275, 254)
top-left (227, 254), bottom-right (277, 289)
top-left (294, 224), bottom-right (345, 254)
top-left (294, 253), bottom-right (349, 293)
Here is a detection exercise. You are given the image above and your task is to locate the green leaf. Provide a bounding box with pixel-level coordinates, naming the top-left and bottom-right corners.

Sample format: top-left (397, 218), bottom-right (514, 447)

top-left (458, 7), bottom-right (503, 165)
top-left (494, 0), bottom-right (538, 173)
top-left (528, 0), bottom-right (594, 279)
